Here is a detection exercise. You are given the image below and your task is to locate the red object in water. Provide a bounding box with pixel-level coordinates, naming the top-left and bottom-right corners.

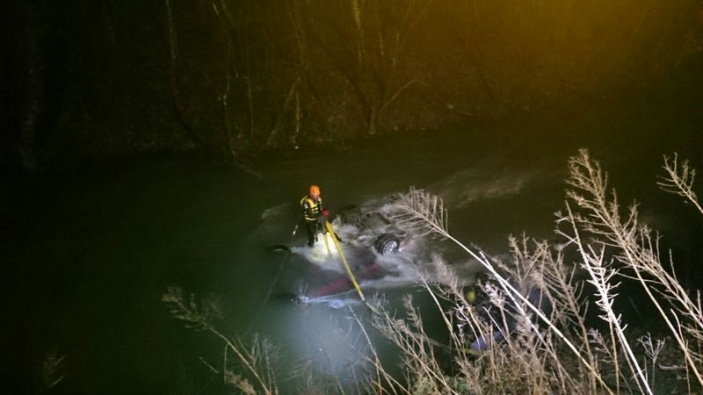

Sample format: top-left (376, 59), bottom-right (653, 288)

top-left (322, 209), bottom-right (330, 217)
top-left (308, 262), bottom-right (386, 298)
top-left (309, 277), bottom-right (353, 298)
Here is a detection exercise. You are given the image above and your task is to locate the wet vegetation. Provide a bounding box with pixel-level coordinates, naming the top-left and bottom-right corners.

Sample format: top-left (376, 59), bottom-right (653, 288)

top-left (2, 0), bottom-right (702, 173)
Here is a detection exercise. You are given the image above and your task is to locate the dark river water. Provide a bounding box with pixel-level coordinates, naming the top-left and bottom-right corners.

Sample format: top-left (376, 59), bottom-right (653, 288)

top-left (2, 97), bottom-right (702, 394)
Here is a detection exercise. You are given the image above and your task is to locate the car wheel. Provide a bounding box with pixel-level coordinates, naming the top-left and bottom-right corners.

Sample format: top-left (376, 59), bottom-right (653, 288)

top-left (375, 234), bottom-right (400, 255)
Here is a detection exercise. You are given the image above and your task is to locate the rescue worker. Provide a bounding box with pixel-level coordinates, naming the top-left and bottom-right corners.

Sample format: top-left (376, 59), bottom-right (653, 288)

top-left (300, 185), bottom-right (328, 247)
top-left (463, 272), bottom-right (553, 351)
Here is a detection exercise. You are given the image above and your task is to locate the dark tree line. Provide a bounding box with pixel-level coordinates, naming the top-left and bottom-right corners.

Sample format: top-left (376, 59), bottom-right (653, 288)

top-left (2, 0), bottom-right (701, 174)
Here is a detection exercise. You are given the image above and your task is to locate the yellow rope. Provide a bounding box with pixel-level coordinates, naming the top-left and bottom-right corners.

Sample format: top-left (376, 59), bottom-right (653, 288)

top-left (322, 222), bottom-right (331, 255)
top-left (325, 221), bottom-right (365, 301)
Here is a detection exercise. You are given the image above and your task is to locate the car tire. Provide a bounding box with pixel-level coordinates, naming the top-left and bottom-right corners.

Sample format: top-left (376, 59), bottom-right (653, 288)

top-left (375, 234), bottom-right (400, 255)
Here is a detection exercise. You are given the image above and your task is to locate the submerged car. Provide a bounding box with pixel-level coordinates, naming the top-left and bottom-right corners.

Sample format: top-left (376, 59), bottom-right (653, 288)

top-left (336, 204), bottom-right (407, 256)
top-left (292, 203), bottom-right (416, 301)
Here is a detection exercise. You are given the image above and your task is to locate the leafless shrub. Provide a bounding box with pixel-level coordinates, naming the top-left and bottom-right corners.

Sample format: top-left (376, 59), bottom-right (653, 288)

top-left (560, 149), bottom-right (703, 391)
top-left (367, 150), bottom-right (702, 394)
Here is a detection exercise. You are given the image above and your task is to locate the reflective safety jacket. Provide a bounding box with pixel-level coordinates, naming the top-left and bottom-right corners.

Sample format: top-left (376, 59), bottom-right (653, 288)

top-left (300, 195), bottom-right (323, 222)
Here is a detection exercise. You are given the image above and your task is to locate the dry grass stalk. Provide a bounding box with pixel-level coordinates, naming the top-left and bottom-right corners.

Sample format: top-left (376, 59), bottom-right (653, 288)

top-left (562, 149), bottom-right (703, 390)
top-left (162, 286), bottom-right (278, 395)
top-left (371, 150), bottom-right (701, 393)
top-left (659, 153), bottom-right (703, 216)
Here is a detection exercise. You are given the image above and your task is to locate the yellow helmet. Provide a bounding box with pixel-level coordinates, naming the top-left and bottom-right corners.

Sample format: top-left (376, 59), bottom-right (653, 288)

top-left (465, 289), bottom-right (476, 304)
top-left (309, 185), bottom-right (320, 197)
